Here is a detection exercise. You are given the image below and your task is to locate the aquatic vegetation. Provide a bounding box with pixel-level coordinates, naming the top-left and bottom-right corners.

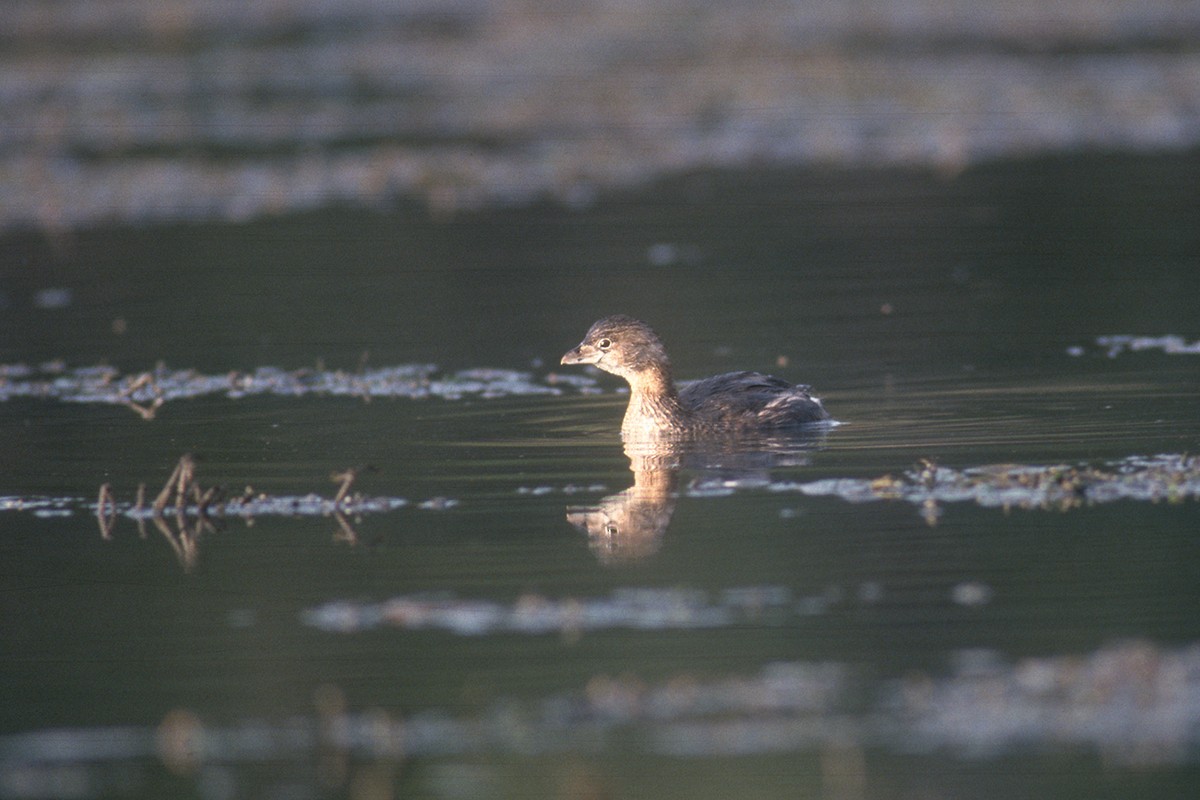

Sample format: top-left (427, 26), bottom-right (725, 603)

top-left (1, 639), bottom-right (1196, 798)
top-left (4, 1), bottom-right (1200, 231)
top-left (304, 585), bottom-right (849, 637)
top-left (89, 456), bottom-right (444, 570)
top-left (516, 483), bottom-right (610, 496)
top-left (769, 454), bottom-right (1200, 519)
top-left (0, 496), bottom-right (76, 518)
top-left (92, 455), bottom-right (416, 524)
top-left (1069, 334), bottom-right (1200, 358)
top-left (3, 454), bottom-right (1194, 538)
top-left (303, 579), bottom-right (1010, 638)
top-left (0, 362), bottom-right (592, 418)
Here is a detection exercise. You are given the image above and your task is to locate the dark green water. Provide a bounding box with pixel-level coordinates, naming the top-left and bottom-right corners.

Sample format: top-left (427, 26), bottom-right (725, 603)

top-left (2, 153), bottom-right (1199, 798)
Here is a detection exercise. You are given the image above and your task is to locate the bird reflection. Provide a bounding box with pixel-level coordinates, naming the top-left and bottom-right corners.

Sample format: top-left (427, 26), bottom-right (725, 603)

top-left (567, 428), bottom-right (829, 565)
top-left (566, 453), bottom-right (678, 564)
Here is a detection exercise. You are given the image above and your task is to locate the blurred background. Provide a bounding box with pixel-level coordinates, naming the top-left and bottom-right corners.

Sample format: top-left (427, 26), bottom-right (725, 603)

top-left (2, 3), bottom-right (1200, 799)
top-left (2, 0), bottom-right (1198, 232)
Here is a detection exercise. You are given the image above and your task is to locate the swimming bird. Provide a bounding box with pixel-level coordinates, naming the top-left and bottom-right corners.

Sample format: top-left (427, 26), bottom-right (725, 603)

top-left (561, 315), bottom-right (830, 439)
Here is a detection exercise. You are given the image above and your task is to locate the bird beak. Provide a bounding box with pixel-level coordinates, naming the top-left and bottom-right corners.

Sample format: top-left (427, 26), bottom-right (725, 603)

top-left (564, 506), bottom-right (597, 533)
top-left (561, 343), bottom-right (600, 365)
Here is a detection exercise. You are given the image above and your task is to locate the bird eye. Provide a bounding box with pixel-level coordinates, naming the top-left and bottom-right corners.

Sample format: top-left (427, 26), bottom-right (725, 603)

top-left (597, 338), bottom-right (612, 350)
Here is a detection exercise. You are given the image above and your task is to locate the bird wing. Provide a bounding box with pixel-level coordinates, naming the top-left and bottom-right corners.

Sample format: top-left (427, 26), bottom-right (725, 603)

top-left (679, 371), bottom-right (821, 424)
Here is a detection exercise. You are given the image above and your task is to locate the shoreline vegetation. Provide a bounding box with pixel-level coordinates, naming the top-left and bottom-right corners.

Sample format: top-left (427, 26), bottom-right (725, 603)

top-left (3, 0), bottom-right (1199, 232)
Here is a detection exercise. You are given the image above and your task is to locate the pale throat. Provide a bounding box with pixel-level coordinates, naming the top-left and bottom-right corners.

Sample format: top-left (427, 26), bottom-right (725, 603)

top-left (620, 364), bottom-right (688, 434)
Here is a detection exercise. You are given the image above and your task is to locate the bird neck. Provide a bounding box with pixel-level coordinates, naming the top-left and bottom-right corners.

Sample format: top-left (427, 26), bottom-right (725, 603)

top-left (622, 363), bottom-right (690, 436)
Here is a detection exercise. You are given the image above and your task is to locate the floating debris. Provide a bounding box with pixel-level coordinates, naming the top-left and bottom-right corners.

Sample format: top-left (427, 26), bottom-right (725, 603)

top-left (516, 483), bottom-right (609, 496)
top-left (304, 585), bottom-right (875, 637)
top-left (0, 362), bottom-right (594, 418)
top-left (0, 496), bottom-right (76, 514)
top-left (773, 454), bottom-right (1200, 519)
top-left (417, 497), bottom-right (459, 511)
top-left (32, 288), bottom-right (73, 310)
top-left (5, 454), bottom-right (1195, 542)
top-left (1069, 334), bottom-right (1200, 358)
top-left (949, 581), bottom-right (994, 608)
top-left (4, 1), bottom-right (1200, 231)
top-left (1, 639), bottom-right (1196, 799)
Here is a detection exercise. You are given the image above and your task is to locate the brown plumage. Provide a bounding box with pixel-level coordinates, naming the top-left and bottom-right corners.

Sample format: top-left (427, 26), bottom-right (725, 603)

top-left (561, 315), bottom-right (830, 439)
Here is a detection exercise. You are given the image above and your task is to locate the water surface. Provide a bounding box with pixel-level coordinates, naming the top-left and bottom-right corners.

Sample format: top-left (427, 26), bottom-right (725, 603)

top-left (2, 153), bottom-right (1199, 798)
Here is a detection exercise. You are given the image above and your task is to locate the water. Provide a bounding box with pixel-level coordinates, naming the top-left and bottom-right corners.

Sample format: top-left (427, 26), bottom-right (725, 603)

top-left (2, 153), bottom-right (1199, 798)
